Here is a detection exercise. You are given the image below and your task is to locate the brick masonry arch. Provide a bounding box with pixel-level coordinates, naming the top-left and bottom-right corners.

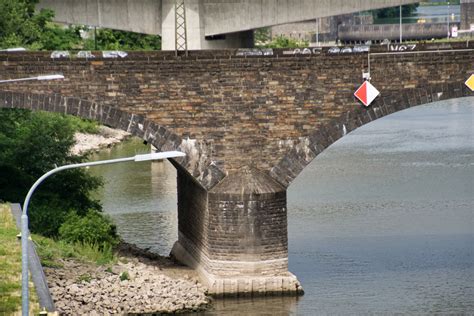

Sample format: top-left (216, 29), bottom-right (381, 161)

top-left (270, 86), bottom-right (473, 188)
top-left (0, 90), bottom-right (210, 182)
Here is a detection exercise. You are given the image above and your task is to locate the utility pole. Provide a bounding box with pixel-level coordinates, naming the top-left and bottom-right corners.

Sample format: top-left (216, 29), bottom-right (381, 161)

top-left (399, 5), bottom-right (403, 43)
top-left (316, 18), bottom-right (319, 46)
top-left (175, 0), bottom-right (188, 56)
top-left (447, 1), bottom-right (450, 39)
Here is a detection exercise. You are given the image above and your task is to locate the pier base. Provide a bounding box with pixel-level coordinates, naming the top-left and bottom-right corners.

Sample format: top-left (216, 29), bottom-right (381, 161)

top-left (171, 166), bottom-right (303, 296)
top-left (171, 239), bottom-right (303, 296)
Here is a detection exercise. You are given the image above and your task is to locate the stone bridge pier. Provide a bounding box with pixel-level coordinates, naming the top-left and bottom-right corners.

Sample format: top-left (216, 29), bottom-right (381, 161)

top-left (172, 165), bottom-right (302, 295)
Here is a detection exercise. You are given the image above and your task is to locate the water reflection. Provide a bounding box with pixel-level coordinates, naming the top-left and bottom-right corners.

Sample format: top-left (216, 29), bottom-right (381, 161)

top-left (187, 296), bottom-right (300, 316)
top-left (89, 139), bottom-right (178, 255)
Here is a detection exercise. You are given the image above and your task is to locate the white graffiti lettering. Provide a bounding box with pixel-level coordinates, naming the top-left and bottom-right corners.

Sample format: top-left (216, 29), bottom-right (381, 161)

top-left (102, 51), bottom-right (128, 58)
top-left (76, 51), bottom-right (95, 58)
top-left (389, 44), bottom-right (417, 52)
top-left (50, 51), bottom-right (70, 58)
top-left (50, 51), bottom-right (128, 59)
top-left (236, 48), bottom-right (273, 56)
top-left (282, 47), bottom-right (322, 55)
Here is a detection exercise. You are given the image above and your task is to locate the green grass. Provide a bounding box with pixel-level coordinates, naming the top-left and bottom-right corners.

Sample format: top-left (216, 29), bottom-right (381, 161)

top-left (0, 204), bottom-right (39, 315)
top-left (65, 115), bottom-right (100, 134)
top-left (419, 1), bottom-right (460, 6)
top-left (405, 38), bottom-right (472, 44)
top-left (0, 203), bottom-right (116, 314)
top-left (33, 234), bottom-right (117, 267)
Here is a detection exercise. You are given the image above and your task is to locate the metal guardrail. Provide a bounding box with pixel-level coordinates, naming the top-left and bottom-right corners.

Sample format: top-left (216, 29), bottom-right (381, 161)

top-left (10, 203), bottom-right (56, 313)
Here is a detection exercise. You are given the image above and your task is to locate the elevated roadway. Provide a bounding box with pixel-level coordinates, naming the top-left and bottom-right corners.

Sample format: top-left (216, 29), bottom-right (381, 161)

top-left (37, 0), bottom-right (419, 49)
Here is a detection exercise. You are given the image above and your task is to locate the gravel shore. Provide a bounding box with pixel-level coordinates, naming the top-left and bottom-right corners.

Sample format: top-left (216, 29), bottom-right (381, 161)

top-left (71, 126), bottom-right (130, 156)
top-left (44, 247), bottom-right (210, 315)
top-left (65, 131), bottom-right (211, 314)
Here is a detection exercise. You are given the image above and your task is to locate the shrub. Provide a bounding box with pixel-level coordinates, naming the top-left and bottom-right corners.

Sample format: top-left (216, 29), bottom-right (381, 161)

top-left (59, 210), bottom-right (118, 248)
top-left (119, 271), bottom-right (130, 281)
top-left (0, 109), bottom-right (103, 237)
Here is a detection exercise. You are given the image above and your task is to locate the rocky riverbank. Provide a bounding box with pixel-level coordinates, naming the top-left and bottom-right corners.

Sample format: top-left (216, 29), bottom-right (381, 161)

top-left (71, 126), bottom-right (130, 156)
top-left (44, 244), bottom-right (210, 315)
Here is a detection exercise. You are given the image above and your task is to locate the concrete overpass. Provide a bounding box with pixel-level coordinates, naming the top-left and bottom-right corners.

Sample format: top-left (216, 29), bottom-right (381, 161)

top-left (37, 0), bottom-right (419, 50)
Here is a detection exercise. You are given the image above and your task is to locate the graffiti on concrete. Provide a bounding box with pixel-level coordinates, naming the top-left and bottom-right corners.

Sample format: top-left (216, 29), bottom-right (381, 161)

top-left (50, 51), bottom-right (70, 59)
top-left (389, 44), bottom-right (417, 52)
top-left (236, 48), bottom-right (273, 57)
top-left (76, 51), bottom-right (95, 58)
top-left (282, 47), bottom-right (322, 55)
top-left (328, 45), bottom-right (370, 54)
top-left (102, 51), bottom-right (128, 58)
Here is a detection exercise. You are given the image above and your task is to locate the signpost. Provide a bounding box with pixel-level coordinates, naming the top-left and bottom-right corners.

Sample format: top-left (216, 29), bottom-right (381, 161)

top-left (465, 74), bottom-right (474, 92)
top-left (451, 26), bottom-right (458, 38)
top-left (354, 81), bottom-right (380, 107)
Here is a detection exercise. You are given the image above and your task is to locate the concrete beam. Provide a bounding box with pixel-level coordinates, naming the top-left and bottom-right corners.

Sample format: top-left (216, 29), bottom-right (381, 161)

top-left (203, 0), bottom-right (420, 36)
top-left (37, 0), bottom-right (162, 35)
top-left (38, 0), bottom-right (419, 49)
top-left (461, 0), bottom-right (474, 30)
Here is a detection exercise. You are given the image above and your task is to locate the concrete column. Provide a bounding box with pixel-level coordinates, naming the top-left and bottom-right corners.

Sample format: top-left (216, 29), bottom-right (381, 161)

top-left (161, 0), bottom-right (253, 51)
top-left (461, 0), bottom-right (474, 30)
top-left (171, 166), bottom-right (303, 296)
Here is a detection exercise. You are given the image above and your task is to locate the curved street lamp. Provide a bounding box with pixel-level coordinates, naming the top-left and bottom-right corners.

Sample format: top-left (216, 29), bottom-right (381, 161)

top-left (0, 74), bottom-right (64, 84)
top-left (21, 151), bottom-right (186, 315)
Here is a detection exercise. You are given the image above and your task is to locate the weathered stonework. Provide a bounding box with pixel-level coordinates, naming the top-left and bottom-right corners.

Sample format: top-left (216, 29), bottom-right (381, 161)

top-left (1, 43), bottom-right (472, 295)
top-left (171, 166), bottom-right (303, 295)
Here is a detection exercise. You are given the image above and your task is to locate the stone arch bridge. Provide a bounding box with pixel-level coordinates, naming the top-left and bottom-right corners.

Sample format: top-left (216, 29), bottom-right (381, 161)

top-left (1, 43), bottom-right (472, 295)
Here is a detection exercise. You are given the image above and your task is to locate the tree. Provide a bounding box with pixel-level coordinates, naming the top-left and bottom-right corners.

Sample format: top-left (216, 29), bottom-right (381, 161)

top-left (254, 28), bottom-right (272, 46)
top-left (0, 109), bottom-right (103, 237)
top-left (0, 0), bottom-right (161, 51)
top-left (84, 28), bottom-right (161, 51)
top-left (372, 4), bottom-right (419, 19)
top-left (255, 28), bottom-right (309, 48)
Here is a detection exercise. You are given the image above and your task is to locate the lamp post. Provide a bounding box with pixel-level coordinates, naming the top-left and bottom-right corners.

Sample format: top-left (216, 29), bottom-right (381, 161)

top-left (0, 74), bottom-right (64, 84)
top-left (0, 47), bottom-right (26, 52)
top-left (447, 1), bottom-right (450, 39)
top-left (21, 151), bottom-right (186, 315)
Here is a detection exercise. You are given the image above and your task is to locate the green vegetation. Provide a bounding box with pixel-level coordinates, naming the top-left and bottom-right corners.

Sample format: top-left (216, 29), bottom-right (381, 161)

top-left (0, 109), bottom-right (108, 238)
top-left (77, 273), bottom-right (92, 283)
top-left (420, 1), bottom-right (460, 6)
top-left (59, 210), bottom-right (118, 248)
top-left (83, 28), bottom-right (162, 51)
top-left (65, 115), bottom-right (100, 134)
top-left (0, 109), bottom-right (119, 267)
top-left (0, 204), bottom-right (39, 314)
top-left (34, 234), bottom-right (116, 267)
top-left (254, 28), bottom-right (272, 46)
top-left (0, 0), bottom-right (83, 50)
top-left (406, 38), bottom-right (470, 44)
top-left (0, 0), bottom-right (161, 50)
top-left (372, 4), bottom-right (419, 19)
top-left (119, 271), bottom-right (130, 281)
top-left (255, 28), bottom-right (309, 48)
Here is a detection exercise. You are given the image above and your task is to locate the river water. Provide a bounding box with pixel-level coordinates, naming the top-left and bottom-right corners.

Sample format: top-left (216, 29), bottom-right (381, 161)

top-left (90, 97), bottom-right (473, 315)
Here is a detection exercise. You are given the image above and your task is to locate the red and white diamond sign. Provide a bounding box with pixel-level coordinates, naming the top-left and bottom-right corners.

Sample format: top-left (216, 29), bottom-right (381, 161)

top-left (354, 80), bottom-right (380, 107)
